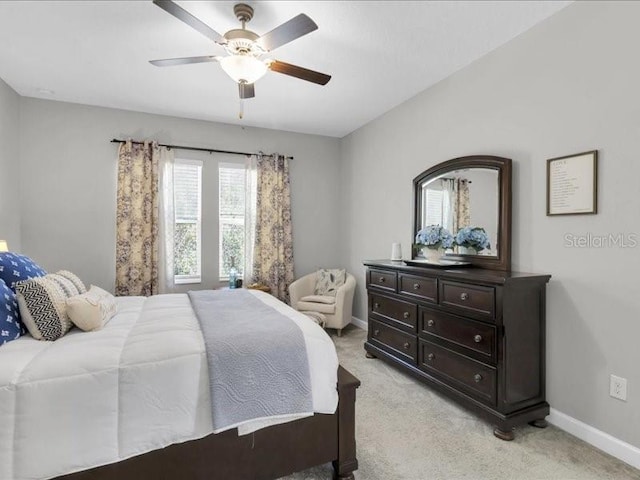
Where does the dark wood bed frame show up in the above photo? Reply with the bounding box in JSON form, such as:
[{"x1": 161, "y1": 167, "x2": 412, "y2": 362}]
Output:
[{"x1": 57, "y1": 366, "x2": 360, "y2": 480}]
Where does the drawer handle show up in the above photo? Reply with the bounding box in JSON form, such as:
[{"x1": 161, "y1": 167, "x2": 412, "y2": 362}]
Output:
[
  {"x1": 379, "y1": 276, "x2": 385, "y2": 283},
  {"x1": 373, "y1": 329, "x2": 380, "y2": 337},
  {"x1": 403, "y1": 311, "x2": 410, "y2": 319},
  {"x1": 427, "y1": 319, "x2": 435, "y2": 327},
  {"x1": 427, "y1": 353, "x2": 435, "y2": 361},
  {"x1": 413, "y1": 283, "x2": 420, "y2": 290},
  {"x1": 474, "y1": 334, "x2": 482, "y2": 343},
  {"x1": 373, "y1": 302, "x2": 380, "y2": 309},
  {"x1": 474, "y1": 374, "x2": 482, "y2": 383},
  {"x1": 403, "y1": 342, "x2": 410, "y2": 350},
  {"x1": 460, "y1": 292, "x2": 469, "y2": 301}
]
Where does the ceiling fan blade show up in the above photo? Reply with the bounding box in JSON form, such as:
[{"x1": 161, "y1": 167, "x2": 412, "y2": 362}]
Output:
[
  {"x1": 256, "y1": 14, "x2": 317, "y2": 52},
  {"x1": 239, "y1": 82, "x2": 255, "y2": 99},
  {"x1": 149, "y1": 55, "x2": 221, "y2": 67},
  {"x1": 268, "y1": 60, "x2": 331, "y2": 85},
  {"x1": 153, "y1": 0, "x2": 225, "y2": 44}
]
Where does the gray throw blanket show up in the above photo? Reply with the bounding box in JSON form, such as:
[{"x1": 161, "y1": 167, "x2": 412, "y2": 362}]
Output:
[{"x1": 188, "y1": 289, "x2": 313, "y2": 433}]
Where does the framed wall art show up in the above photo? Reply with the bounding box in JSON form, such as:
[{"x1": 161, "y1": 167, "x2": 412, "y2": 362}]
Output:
[{"x1": 547, "y1": 150, "x2": 598, "y2": 216}]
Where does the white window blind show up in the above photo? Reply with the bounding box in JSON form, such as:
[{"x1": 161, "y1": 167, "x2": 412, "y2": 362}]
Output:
[
  {"x1": 219, "y1": 163, "x2": 246, "y2": 279},
  {"x1": 174, "y1": 159, "x2": 202, "y2": 284},
  {"x1": 423, "y1": 185, "x2": 444, "y2": 227}
]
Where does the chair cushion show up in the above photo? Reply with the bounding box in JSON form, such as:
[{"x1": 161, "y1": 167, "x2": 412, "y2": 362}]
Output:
[
  {"x1": 0, "y1": 279, "x2": 22, "y2": 346},
  {"x1": 314, "y1": 268, "x2": 346, "y2": 297},
  {"x1": 296, "y1": 300, "x2": 336, "y2": 314},
  {"x1": 300, "y1": 295, "x2": 336, "y2": 305}
]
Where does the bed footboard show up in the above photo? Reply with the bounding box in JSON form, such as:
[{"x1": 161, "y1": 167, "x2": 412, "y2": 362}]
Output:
[
  {"x1": 57, "y1": 366, "x2": 360, "y2": 480},
  {"x1": 333, "y1": 366, "x2": 361, "y2": 480}
]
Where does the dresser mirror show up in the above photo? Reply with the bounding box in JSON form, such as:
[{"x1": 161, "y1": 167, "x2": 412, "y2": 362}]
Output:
[{"x1": 413, "y1": 155, "x2": 512, "y2": 271}]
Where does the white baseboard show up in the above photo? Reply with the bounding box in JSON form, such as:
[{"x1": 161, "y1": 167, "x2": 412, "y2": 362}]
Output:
[
  {"x1": 350, "y1": 316, "x2": 367, "y2": 330},
  {"x1": 548, "y1": 408, "x2": 640, "y2": 470}
]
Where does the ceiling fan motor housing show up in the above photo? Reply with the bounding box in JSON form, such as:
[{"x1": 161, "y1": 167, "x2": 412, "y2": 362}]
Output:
[{"x1": 224, "y1": 29, "x2": 263, "y2": 56}]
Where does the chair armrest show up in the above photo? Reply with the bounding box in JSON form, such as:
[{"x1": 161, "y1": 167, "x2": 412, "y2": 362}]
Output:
[
  {"x1": 333, "y1": 274, "x2": 356, "y2": 327},
  {"x1": 288, "y1": 273, "x2": 316, "y2": 308}
]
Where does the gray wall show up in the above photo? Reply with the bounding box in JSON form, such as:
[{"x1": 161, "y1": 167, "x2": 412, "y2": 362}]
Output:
[
  {"x1": 340, "y1": 1, "x2": 640, "y2": 448},
  {"x1": 0, "y1": 78, "x2": 21, "y2": 250},
  {"x1": 18, "y1": 98, "x2": 341, "y2": 292}
]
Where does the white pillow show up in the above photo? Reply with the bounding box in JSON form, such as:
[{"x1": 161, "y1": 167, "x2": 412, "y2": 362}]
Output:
[{"x1": 66, "y1": 285, "x2": 117, "y2": 332}]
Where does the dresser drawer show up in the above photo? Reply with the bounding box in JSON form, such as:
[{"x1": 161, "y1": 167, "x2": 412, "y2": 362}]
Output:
[
  {"x1": 369, "y1": 319, "x2": 417, "y2": 364},
  {"x1": 368, "y1": 269, "x2": 397, "y2": 292},
  {"x1": 419, "y1": 307, "x2": 496, "y2": 360},
  {"x1": 369, "y1": 294, "x2": 417, "y2": 332},
  {"x1": 440, "y1": 281, "x2": 495, "y2": 319},
  {"x1": 419, "y1": 340, "x2": 496, "y2": 404},
  {"x1": 399, "y1": 274, "x2": 437, "y2": 303}
]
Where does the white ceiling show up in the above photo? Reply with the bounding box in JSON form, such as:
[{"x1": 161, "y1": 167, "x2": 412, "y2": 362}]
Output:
[{"x1": 0, "y1": 1, "x2": 570, "y2": 138}]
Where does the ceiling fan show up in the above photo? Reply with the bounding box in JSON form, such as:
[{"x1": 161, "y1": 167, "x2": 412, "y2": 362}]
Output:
[{"x1": 150, "y1": 0, "x2": 331, "y2": 101}]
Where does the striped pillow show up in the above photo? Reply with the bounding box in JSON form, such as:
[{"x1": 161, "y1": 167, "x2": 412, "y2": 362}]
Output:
[
  {"x1": 15, "y1": 276, "x2": 74, "y2": 341},
  {"x1": 48, "y1": 273, "x2": 80, "y2": 297},
  {"x1": 56, "y1": 270, "x2": 87, "y2": 294}
]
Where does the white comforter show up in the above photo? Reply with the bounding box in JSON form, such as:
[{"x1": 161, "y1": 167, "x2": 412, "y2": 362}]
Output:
[{"x1": 0, "y1": 291, "x2": 339, "y2": 480}]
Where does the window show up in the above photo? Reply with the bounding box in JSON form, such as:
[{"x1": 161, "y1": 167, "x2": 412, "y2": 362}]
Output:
[
  {"x1": 174, "y1": 159, "x2": 202, "y2": 284},
  {"x1": 219, "y1": 163, "x2": 246, "y2": 279},
  {"x1": 423, "y1": 183, "x2": 444, "y2": 227}
]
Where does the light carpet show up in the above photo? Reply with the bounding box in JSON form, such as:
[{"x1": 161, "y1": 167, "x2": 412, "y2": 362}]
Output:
[{"x1": 283, "y1": 325, "x2": 640, "y2": 480}]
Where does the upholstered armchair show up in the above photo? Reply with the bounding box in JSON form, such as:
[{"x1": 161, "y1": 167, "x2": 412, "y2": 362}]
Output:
[{"x1": 289, "y1": 272, "x2": 356, "y2": 336}]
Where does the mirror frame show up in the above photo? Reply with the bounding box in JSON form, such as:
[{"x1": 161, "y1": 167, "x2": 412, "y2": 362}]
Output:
[{"x1": 413, "y1": 155, "x2": 512, "y2": 271}]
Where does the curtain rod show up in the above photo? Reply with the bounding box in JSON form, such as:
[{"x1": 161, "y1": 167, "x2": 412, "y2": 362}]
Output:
[{"x1": 110, "y1": 139, "x2": 293, "y2": 160}]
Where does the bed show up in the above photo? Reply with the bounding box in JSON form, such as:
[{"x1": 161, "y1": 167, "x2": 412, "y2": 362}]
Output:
[{"x1": 0, "y1": 289, "x2": 360, "y2": 480}]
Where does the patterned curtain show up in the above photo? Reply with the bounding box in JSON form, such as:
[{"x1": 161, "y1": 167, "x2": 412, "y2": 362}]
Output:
[
  {"x1": 115, "y1": 141, "x2": 165, "y2": 296},
  {"x1": 442, "y1": 178, "x2": 470, "y2": 234},
  {"x1": 252, "y1": 154, "x2": 294, "y2": 302},
  {"x1": 455, "y1": 179, "x2": 471, "y2": 230}
]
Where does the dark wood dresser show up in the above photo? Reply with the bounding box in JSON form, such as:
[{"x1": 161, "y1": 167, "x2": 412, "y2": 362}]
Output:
[{"x1": 364, "y1": 260, "x2": 551, "y2": 440}]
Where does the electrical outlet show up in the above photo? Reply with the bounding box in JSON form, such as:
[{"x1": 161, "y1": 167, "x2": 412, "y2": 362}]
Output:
[{"x1": 610, "y1": 375, "x2": 627, "y2": 401}]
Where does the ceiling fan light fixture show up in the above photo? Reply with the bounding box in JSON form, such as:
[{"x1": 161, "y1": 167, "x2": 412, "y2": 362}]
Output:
[{"x1": 219, "y1": 55, "x2": 267, "y2": 84}]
